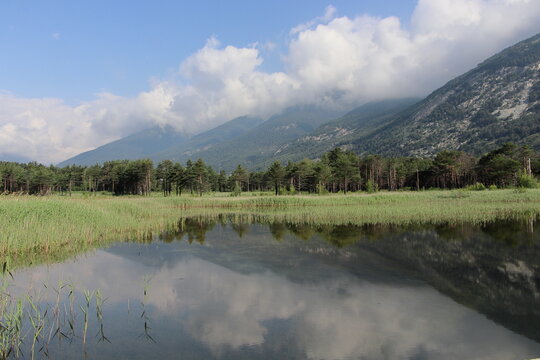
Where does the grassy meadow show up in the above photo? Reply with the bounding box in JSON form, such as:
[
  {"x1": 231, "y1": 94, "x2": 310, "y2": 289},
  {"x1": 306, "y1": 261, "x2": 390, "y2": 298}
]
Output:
[{"x1": 1, "y1": 189, "x2": 539, "y2": 268}]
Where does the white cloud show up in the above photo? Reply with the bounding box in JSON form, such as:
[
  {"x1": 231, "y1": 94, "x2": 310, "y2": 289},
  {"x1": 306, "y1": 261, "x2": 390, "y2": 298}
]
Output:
[
  {"x1": 1, "y1": 0, "x2": 540, "y2": 164},
  {"x1": 290, "y1": 5, "x2": 338, "y2": 35},
  {"x1": 0, "y1": 91, "x2": 174, "y2": 163}
]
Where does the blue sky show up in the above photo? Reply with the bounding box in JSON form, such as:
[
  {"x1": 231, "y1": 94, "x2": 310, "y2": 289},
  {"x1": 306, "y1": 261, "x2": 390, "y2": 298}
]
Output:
[
  {"x1": 1, "y1": 0, "x2": 416, "y2": 102},
  {"x1": 1, "y1": 0, "x2": 539, "y2": 163}
]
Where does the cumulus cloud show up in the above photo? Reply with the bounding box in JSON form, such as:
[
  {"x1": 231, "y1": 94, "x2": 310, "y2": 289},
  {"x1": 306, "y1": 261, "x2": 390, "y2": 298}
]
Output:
[
  {"x1": 290, "y1": 5, "x2": 337, "y2": 35},
  {"x1": 1, "y1": 0, "x2": 540, "y2": 164},
  {"x1": 0, "y1": 91, "x2": 170, "y2": 163}
]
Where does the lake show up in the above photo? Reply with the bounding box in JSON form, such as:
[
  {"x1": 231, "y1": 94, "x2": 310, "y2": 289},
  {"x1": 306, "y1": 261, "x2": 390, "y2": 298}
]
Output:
[{"x1": 4, "y1": 215, "x2": 540, "y2": 359}]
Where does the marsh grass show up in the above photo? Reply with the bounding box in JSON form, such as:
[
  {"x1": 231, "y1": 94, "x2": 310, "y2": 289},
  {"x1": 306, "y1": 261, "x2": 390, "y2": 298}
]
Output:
[
  {"x1": 0, "y1": 269, "x2": 107, "y2": 359},
  {"x1": 1, "y1": 190, "x2": 539, "y2": 269}
]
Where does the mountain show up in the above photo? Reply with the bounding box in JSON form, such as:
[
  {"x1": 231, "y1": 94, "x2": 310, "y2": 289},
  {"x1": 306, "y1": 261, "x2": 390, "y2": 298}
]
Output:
[
  {"x1": 58, "y1": 125, "x2": 188, "y2": 166},
  {"x1": 264, "y1": 98, "x2": 419, "y2": 166},
  {"x1": 349, "y1": 33, "x2": 540, "y2": 156},
  {"x1": 164, "y1": 106, "x2": 344, "y2": 171},
  {"x1": 59, "y1": 106, "x2": 340, "y2": 170},
  {"x1": 61, "y1": 33, "x2": 540, "y2": 168},
  {"x1": 0, "y1": 153, "x2": 33, "y2": 163},
  {"x1": 150, "y1": 115, "x2": 264, "y2": 163},
  {"x1": 59, "y1": 116, "x2": 263, "y2": 167}
]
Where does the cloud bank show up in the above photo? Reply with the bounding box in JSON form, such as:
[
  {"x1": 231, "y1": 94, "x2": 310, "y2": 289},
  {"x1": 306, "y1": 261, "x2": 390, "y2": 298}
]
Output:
[{"x1": 1, "y1": 0, "x2": 540, "y2": 164}]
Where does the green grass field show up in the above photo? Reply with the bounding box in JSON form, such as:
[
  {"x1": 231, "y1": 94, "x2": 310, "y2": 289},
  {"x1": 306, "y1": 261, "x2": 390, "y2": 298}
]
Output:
[{"x1": 1, "y1": 189, "x2": 539, "y2": 268}]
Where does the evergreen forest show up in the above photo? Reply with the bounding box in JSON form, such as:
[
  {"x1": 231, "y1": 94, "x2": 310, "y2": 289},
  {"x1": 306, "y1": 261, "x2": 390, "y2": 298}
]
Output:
[{"x1": 1, "y1": 143, "x2": 538, "y2": 197}]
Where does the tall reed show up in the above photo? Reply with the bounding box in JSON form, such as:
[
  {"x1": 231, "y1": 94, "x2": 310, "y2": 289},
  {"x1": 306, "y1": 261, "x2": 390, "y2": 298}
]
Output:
[{"x1": 1, "y1": 190, "x2": 539, "y2": 269}]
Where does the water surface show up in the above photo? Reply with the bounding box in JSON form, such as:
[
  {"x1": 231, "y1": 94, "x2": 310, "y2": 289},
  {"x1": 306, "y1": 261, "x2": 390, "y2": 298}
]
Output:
[{"x1": 8, "y1": 216, "x2": 540, "y2": 359}]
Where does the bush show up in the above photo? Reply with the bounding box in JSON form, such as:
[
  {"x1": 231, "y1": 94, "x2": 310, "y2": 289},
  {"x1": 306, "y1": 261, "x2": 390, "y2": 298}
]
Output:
[
  {"x1": 488, "y1": 184, "x2": 498, "y2": 190},
  {"x1": 230, "y1": 183, "x2": 242, "y2": 197},
  {"x1": 465, "y1": 182, "x2": 486, "y2": 191},
  {"x1": 517, "y1": 171, "x2": 538, "y2": 189},
  {"x1": 316, "y1": 184, "x2": 329, "y2": 195},
  {"x1": 278, "y1": 186, "x2": 288, "y2": 196},
  {"x1": 365, "y1": 180, "x2": 378, "y2": 194}
]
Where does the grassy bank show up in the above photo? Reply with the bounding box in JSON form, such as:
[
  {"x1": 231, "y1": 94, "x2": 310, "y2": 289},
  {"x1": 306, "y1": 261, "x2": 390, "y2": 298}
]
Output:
[{"x1": 1, "y1": 189, "x2": 539, "y2": 267}]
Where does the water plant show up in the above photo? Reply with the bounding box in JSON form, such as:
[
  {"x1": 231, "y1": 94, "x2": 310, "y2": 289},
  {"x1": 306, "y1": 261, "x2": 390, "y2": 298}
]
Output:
[
  {"x1": 0, "y1": 265, "x2": 110, "y2": 359},
  {"x1": 1, "y1": 190, "x2": 539, "y2": 271}
]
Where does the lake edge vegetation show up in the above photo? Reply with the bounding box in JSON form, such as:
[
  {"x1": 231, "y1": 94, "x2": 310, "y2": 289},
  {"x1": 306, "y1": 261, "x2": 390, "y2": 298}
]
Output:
[
  {"x1": 1, "y1": 189, "x2": 540, "y2": 269},
  {"x1": 1, "y1": 142, "x2": 540, "y2": 270}
]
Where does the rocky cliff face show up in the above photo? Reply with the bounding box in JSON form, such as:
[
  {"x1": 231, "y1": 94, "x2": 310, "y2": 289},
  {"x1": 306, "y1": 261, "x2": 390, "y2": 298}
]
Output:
[{"x1": 354, "y1": 33, "x2": 540, "y2": 156}]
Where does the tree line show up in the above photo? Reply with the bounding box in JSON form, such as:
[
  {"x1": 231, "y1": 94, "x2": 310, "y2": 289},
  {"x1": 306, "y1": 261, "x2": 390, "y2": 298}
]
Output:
[{"x1": 0, "y1": 143, "x2": 538, "y2": 196}]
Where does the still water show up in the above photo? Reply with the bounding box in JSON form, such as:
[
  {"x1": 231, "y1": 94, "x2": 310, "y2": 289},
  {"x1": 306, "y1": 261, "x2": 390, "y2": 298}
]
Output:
[{"x1": 8, "y1": 216, "x2": 540, "y2": 359}]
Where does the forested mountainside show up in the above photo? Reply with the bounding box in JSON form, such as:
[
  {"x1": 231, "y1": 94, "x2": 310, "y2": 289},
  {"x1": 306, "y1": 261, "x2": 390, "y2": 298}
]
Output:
[
  {"x1": 351, "y1": 33, "x2": 540, "y2": 157},
  {"x1": 59, "y1": 107, "x2": 339, "y2": 171},
  {"x1": 58, "y1": 125, "x2": 188, "y2": 167},
  {"x1": 262, "y1": 98, "x2": 419, "y2": 168},
  {"x1": 167, "y1": 106, "x2": 343, "y2": 171},
  {"x1": 146, "y1": 115, "x2": 264, "y2": 163},
  {"x1": 59, "y1": 116, "x2": 263, "y2": 167}
]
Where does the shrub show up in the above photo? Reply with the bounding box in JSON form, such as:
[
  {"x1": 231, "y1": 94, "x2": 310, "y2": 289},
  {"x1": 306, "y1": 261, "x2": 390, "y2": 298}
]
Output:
[
  {"x1": 465, "y1": 182, "x2": 486, "y2": 191},
  {"x1": 230, "y1": 183, "x2": 242, "y2": 197},
  {"x1": 365, "y1": 180, "x2": 378, "y2": 194},
  {"x1": 316, "y1": 184, "x2": 329, "y2": 195},
  {"x1": 517, "y1": 171, "x2": 538, "y2": 189}
]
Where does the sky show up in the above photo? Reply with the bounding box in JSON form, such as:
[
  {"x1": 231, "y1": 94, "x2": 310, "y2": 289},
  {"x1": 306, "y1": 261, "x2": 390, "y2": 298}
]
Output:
[{"x1": 1, "y1": 0, "x2": 540, "y2": 164}]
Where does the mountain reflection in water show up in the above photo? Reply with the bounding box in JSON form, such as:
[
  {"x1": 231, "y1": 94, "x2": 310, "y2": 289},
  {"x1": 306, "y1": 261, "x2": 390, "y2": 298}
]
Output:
[{"x1": 10, "y1": 215, "x2": 540, "y2": 360}]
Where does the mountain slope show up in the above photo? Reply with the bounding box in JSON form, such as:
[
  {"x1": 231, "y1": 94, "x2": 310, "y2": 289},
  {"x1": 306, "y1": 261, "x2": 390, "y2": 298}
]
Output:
[
  {"x1": 264, "y1": 98, "x2": 419, "y2": 166},
  {"x1": 58, "y1": 125, "x2": 188, "y2": 166},
  {"x1": 351, "y1": 33, "x2": 540, "y2": 156},
  {"x1": 59, "y1": 116, "x2": 263, "y2": 167},
  {"x1": 0, "y1": 153, "x2": 33, "y2": 163},
  {"x1": 151, "y1": 116, "x2": 263, "y2": 163},
  {"x1": 168, "y1": 106, "x2": 344, "y2": 171}
]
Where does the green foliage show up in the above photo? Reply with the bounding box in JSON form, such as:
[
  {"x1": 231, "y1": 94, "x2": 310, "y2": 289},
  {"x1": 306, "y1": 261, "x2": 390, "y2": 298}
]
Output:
[
  {"x1": 477, "y1": 143, "x2": 524, "y2": 187},
  {"x1": 267, "y1": 161, "x2": 286, "y2": 195},
  {"x1": 278, "y1": 186, "x2": 291, "y2": 196},
  {"x1": 316, "y1": 183, "x2": 329, "y2": 195},
  {"x1": 365, "y1": 179, "x2": 378, "y2": 193},
  {"x1": 517, "y1": 171, "x2": 538, "y2": 189},
  {"x1": 231, "y1": 182, "x2": 242, "y2": 197},
  {"x1": 1, "y1": 143, "x2": 538, "y2": 197},
  {"x1": 465, "y1": 182, "x2": 486, "y2": 191}
]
